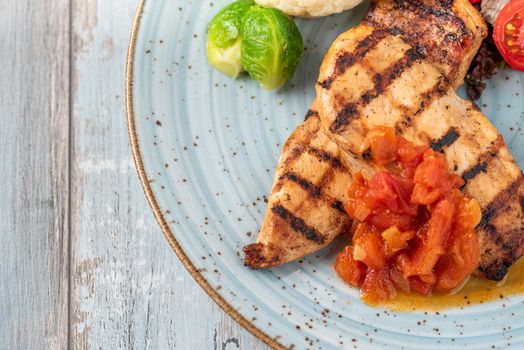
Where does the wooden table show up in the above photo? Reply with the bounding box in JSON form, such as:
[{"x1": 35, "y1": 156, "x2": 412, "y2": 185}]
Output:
[{"x1": 0, "y1": 1, "x2": 270, "y2": 348}]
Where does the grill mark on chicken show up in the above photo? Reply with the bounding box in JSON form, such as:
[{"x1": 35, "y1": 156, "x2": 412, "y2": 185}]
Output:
[
  {"x1": 301, "y1": 152, "x2": 348, "y2": 215},
  {"x1": 287, "y1": 144, "x2": 309, "y2": 166},
  {"x1": 330, "y1": 48, "x2": 421, "y2": 132},
  {"x1": 279, "y1": 171, "x2": 345, "y2": 214},
  {"x1": 273, "y1": 145, "x2": 344, "y2": 196},
  {"x1": 293, "y1": 156, "x2": 345, "y2": 215},
  {"x1": 430, "y1": 128, "x2": 460, "y2": 152},
  {"x1": 393, "y1": 0, "x2": 468, "y2": 37},
  {"x1": 394, "y1": 116, "x2": 413, "y2": 135},
  {"x1": 414, "y1": 78, "x2": 449, "y2": 115},
  {"x1": 364, "y1": 0, "x2": 478, "y2": 86},
  {"x1": 461, "y1": 135, "x2": 505, "y2": 187},
  {"x1": 315, "y1": 164, "x2": 346, "y2": 214},
  {"x1": 394, "y1": 77, "x2": 449, "y2": 135},
  {"x1": 284, "y1": 119, "x2": 321, "y2": 166},
  {"x1": 365, "y1": 48, "x2": 420, "y2": 99},
  {"x1": 320, "y1": 29, "x2": 389, "y2": 89},
  {"x1": 388, "y1": 26, "x2": 403, "y2": 36},
  {"x1": 304, "y1": 109, "x2": 319, "y2": 121},
  {"x1": 332, "y1": 201, "x2": 345, "y2": 212},
  {"x1": 321, "y1": 183, "x2": 345, "y2": 213},
  {"x1": 280, "y1": 172, "x2": 321, "y2": 197},
  {"x1": 272, "y1": 119, "x2": 319, "y2": 195},
  {"x1": 477, "y1": 178, "x2": 523, "y2": 280},
  {"x1": 462, "y1": 163, "x2": 487, "y2": 184},
  {"x1": 307, "y1": 147, "x2": 343, "y2": 169},
  {"x1": 271, "y1": 204, "x2": 326, "y2": 244},
  {"x1": 390, "y1": 0, "x2": 469, "y2": 83},
  {"x1": 478, "y1": 176, "x2": 524, "y2": 228},
  {"x1": 330, "y1": 104, "x2": 359, "y2": 132},
  {"x1": 478, "y1": 226, "x2": 516, "y2": 280}
]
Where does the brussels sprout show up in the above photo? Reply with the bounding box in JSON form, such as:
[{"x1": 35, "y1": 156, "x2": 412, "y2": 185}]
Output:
[
  {"x1": 240, "y1": 6, "x2": 304, "y2": 90},
  {"x1": 207, "y1": 0, "x2": 255, "y2": 78}
]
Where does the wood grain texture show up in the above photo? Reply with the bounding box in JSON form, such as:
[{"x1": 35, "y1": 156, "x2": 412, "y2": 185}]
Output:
[
  {"x1": 0, "y1": 0, "x2": 71, "y2": 349},
  {"x1": 1, "y1": 0, "x2": 270, "y2": 348}
]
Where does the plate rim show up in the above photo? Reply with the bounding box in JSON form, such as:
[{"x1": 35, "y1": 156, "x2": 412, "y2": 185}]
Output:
[{"x1": 124, "y1": 1, "x2": 286, "y2": 349}]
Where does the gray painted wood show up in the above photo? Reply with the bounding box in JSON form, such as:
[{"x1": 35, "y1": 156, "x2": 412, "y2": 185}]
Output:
[
  {"x1": 0, "y1": 0, "x2": 270, "y2": 349},
  {"x1": 0, "y1": 0, "x2": 71, "y2": 349}
]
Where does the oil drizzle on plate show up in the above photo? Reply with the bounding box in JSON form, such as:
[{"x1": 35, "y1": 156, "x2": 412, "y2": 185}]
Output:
[{"x1": 381, "y1": 257, "x2": 524, "y2": 311}]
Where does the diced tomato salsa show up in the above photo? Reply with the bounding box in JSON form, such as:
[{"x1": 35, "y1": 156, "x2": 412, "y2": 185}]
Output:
[{"x1": 333, "y1": 126, "x2": 481, "y2": 304}]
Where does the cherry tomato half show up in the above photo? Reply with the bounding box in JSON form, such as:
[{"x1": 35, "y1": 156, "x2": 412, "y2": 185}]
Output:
[{"x1": 493, "y1": 0, "x2": 524, "y2": 71}]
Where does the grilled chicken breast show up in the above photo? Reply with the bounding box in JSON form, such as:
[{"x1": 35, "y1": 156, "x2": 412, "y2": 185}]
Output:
[
  {"x1": 316, "y1": 25, "x2": 523, "y2": 281},
  {"x1": 244, "y1": 108, "x2": 354, "y2": 268},
  {"x1": 244, "y1": 0, "x2": 522, "y2": 281}
]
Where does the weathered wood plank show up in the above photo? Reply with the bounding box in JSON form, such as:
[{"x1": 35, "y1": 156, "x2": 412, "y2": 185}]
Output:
[
  {"x1": 69, "y1": 1, "x2": 270, "y2": 349},
  {"x1": 0, "y1": 1, "x2": 71, "y2": 349}
]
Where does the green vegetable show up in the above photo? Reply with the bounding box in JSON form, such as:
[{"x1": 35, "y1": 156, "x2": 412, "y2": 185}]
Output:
[
  {"x1": 207, "y1": 0, "x2": 255, "y2": 78},
  {"x1": 240, "y1": 6, "x2": 304, "y2": 90},
  {"x1": 206, "y1": 1, "x2": 304, "y2": 90}
]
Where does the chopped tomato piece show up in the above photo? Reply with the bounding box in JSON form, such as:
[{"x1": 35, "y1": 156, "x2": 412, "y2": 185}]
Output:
[
  {"x1": 367, "y1": 126, "x2": 399, "y2": 165},
  {"x1": 395, "y1": 252, "x2": 413, "y2": 278},
  {"x1": 361, "y1": 267, "x2": 397, "y2": 304},
  {"x1": 409, "y1": 199, "x2": 455, "y2": 276},
  {"x1": 418, "y1": 272, "x2": 437, "y2": 285},
  {"x1": 411, "y1": 151, "x2": 453, "y2": 205},
  {"x1": 350, "y1": 171, "x2": 418, "y2": 231},
  {"x1": 389, "y1": 268, "x2": 410, "y2": 293},
  {"x1": 409, "y1": 276, "x2": 432, "y2": 295},
  {"x1": 455, "y1": 198, "x2": 482, "y2": 232},
  {"x1": 382, "y1": 227, "x2": 415, "y2": 256},
  {"x1": 347, "y1": 172, "x2": 366, "y2": 197},
  {"x1": 353, "y1": 224, "x2": 387, "y2": 270},
  {"x1": 436, "y1": 230, "x2": 480, "y2": 291},
  {"x1": 367, "y1": 211, "x2": 415, "y2": 233},
  {"x1": 333, "y1": 246, "x2": 366, "y2": 287},
  {"x1": 352, "y1": 221, "x2": 370, "y2": 242},
  {"x1": 397, "y1": 138, "x2": 427, "y2": 177},
  {"x1": 434, "y1": 198, "x2": 481, "y2": 291},
  {"x1": 344, "y1": 199, "x2": 371, "y2": 222},
  {"x1": 366, "y1": 173, "x2": 415, "y2": 214}
]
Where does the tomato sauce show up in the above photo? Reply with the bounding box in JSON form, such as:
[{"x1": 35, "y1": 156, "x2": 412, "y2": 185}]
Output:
[
  {"x1": 384, "y1": 257, "x2": 524, "y2": 311},
  {"x1": 333, "y1": 126, "x2": 482, "y2": 304}
]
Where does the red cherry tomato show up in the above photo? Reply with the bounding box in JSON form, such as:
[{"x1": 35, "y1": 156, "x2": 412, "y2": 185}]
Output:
[{"x1": 493, "y1": 0, "x2": 524, "y2": 71}]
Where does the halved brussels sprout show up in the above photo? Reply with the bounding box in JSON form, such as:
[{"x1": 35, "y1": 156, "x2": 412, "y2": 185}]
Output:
[
  {"x1": 240, "y1": 6, "x2": 304, "y2": 90},
  {"x1": 207, "y1": 0, "x2": 255, "y2": 78}
]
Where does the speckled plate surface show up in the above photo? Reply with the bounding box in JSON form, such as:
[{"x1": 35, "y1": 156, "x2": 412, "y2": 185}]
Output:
[{"x1": 125, "y1": 1, "x2": 524, "y2": 349}]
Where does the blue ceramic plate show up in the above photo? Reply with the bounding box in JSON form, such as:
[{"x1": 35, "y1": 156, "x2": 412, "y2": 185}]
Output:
[{"x1": 126, "y1": 1, "x2": 524, "y2": 348}]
